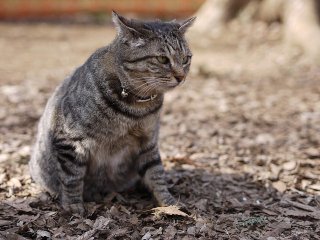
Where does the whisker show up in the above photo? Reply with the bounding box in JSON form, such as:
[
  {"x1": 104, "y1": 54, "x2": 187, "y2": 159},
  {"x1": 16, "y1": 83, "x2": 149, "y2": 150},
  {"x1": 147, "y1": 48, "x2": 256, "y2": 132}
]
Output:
[
  {"x1": 137, "y1": 81, "x2": 159, "y2": 97},
  {"x1": 137, "y1": 81, "x2": 157, "y2": 97},
  {"x1": 132, "y1": 80, "x2": 153, "y2": 96},
  {"x1": 125, "y1": 76, "x2": 172, "y2": 97},
  {"x1": 127, "y1": 81, "x2": 150, "y2": 94}
]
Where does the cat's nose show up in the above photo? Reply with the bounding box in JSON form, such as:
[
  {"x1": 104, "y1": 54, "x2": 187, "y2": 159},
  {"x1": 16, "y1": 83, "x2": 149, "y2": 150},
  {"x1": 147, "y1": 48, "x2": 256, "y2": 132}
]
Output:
[{"x1": 174, "y1": 75, "x2": 185, "y2": 83}]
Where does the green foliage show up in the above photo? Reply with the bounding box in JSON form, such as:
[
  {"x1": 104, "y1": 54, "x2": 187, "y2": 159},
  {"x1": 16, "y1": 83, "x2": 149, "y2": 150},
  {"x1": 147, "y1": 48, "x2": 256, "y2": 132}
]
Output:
[{"x1": 237, "y1": 216, "x2": 268, "y2": 228}]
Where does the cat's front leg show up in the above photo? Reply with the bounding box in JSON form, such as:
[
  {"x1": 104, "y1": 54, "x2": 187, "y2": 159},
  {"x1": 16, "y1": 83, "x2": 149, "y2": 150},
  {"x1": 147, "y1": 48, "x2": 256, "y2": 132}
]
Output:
[
  {"x1": 60, "y1": 175, "x2": 86, "y2": 215},
  {"x1": 138, "y1": 146, "x2": 177, "y2": 206},
  {"x1": 54, "y1": 138, "x2": 87, "y2": 215}
]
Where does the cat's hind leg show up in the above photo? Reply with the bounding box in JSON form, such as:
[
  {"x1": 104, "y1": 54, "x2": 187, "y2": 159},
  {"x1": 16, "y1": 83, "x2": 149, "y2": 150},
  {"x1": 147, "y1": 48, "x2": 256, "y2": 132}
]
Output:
[{"x1": 29, "y1": 139, "x2": 60, "y2": 197}]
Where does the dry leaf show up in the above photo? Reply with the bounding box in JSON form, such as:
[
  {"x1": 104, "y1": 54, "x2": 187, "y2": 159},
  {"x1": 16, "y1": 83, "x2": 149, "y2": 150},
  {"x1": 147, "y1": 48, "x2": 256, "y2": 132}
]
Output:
[
  {"x1": 300, "y1": 179, "x2": 311, "y2": 190},
  {"x1": 283, "y1": 199, "x2": 319, "y2": 212},
  {"x1": 76, "y1": 216, "x2": 111, "y2": 240},
  {"x1": 308, "y1": 184, "x2": 320, "y2": 191},
  {"x1": 282, "y1": 209, "x2": 320, "y2": 220},
  {"x1": 129, "y1": 215, "x2": 139, "y2": 225},
  {"x1": 164, "y1": 225, "x2": 177, "y2": 240},
  {"x1": 187, "y1": 226, "x2": 196, "y2": 235},
  {"x1": 3, "y1": 199, "x2": 33, "y2": 212},
  {"x1": 141, "y1": 232, "x2": 151, "y2": 240},
  {"x1": 152, "y1": 205, "x2": 189, "y2": 218},
  {"x1": 92, "y1": 216, "x2": 111, "y2": 230},
  {"x1": 305, "y1": 148, "x2": 320, "y2": 159},
  {"x1": 269, "y1": 164, "x2": 281, "y2": 180},
  {"x1": 195, "y1": 199, "x2": 208, "y2": 211},
  {"x1": 282, "y1": 161, "x2": 297, "y2": 171},
  {"x1": 119, "y1": 205, "x2": 131, "y2": 215},
  {"x1": 0, "y1": 231, "x2": 28, "y2": 240},
  {"x1": 109, "y1": 206, "x2": 120, "y2": 217},
  {"x1": 17, "y1": 214, "x2": 40, "y2": 223},
  {"x1": 0, "y1": 220, "x2": 12, "y2": 227},
  {"x1": 36, "y1": 230, "x2": 51, "y2": 239},
  {"x1": 272, "y1": 181, "x2": 287, "y2": 193},
  {"x1": 7, "y1": 178, "x2": 22, "y2": 188},
  {"x1": 106, "y1": 228, "x2": 128, "y2": 240}
]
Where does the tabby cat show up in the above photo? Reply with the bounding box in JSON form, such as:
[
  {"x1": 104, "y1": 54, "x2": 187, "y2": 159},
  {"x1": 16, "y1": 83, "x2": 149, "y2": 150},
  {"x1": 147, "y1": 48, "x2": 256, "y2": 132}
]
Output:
[{"x1": 29, "y1": 11, "x2": 195, "y2": 215}]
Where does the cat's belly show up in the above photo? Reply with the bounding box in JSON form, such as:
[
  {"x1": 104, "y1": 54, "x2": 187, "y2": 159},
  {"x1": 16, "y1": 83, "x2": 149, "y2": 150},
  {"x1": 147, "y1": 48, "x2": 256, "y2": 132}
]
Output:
[{"x1": 85, "y1": 139, "x2": 140, "y2": 192}]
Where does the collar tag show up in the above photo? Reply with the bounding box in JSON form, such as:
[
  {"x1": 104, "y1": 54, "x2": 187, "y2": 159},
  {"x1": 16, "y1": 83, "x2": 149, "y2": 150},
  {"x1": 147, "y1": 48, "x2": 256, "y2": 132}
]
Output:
[
  {"x1": 122, "y1": 88, "x2": 157, "y2": 103},
  {"x1": 121, "y1": 89, "x2": 129, "y2": 98}
]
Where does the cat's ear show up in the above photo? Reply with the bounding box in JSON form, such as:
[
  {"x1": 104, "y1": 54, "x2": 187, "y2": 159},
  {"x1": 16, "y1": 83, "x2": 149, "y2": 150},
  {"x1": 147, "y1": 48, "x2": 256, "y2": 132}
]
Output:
[
  {"x1": 112, "y1": 11, "x2": 143, "y2": 37},
  {"x1": 178, "y1": 16, "x2": 196, "y2": 34}
]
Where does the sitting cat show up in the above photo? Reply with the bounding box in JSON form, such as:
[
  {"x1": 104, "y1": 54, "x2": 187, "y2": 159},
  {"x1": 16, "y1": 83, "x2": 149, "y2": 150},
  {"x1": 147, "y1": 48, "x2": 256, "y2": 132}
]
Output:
[{"x1": 29, "y1": 11, "x2": 195, "y2": 215}]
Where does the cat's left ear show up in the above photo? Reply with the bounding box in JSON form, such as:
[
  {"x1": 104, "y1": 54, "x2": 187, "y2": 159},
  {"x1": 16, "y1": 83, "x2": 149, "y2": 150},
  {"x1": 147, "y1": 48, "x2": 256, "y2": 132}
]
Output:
[
  {"x1": 179, "y1": 16, "x2": 196, "y2": 34},
  {"x1": 112, "y1": 11, "x2": 141, "y2": 37},
  {"x1": 112, "y1": 10, "x2": 150, "y2": 39}
]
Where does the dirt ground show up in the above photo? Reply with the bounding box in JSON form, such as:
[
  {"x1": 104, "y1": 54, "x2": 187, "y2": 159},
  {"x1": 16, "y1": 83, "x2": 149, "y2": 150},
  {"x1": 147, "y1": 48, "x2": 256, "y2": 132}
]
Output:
[{"x1": 0, "y1": 21, "x2": 320, "y2": 240}]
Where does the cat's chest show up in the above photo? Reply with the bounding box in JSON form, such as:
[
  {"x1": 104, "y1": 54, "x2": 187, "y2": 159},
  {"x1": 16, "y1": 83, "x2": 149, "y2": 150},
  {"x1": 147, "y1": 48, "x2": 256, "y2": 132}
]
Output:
[{"x1": 91, "y1": 116, "x2": 157, "y2": 167}]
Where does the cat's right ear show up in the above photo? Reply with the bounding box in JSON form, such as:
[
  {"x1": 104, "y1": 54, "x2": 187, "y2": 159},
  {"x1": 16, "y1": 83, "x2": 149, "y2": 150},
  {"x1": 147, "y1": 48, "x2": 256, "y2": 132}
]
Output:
[
  {"x1": 179, "y1": 16, "x2": 196, "y2": 34},
  {"x1": 112, "y1": 11, "x2": 141, "y2": 37}
]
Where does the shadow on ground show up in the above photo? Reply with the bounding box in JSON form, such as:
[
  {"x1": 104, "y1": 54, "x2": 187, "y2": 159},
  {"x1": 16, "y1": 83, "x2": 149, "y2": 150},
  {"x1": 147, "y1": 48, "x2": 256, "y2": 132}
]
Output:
[{"x1": 0, "y1": 166, "x2": 319, "y2": 239}]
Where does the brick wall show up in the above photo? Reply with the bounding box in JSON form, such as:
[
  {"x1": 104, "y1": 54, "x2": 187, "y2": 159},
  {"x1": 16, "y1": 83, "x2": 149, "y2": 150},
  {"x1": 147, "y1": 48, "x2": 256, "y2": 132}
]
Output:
[{"x1": 0, "y1": 0, "x2": 204, "y2": 19}]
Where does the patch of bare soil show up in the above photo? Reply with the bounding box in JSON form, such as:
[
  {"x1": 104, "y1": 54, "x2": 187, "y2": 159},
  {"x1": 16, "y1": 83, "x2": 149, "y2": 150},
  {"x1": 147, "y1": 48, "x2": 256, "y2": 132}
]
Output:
[{"x1": 0, "y1": 22, "x2": 320, "y2": 239}]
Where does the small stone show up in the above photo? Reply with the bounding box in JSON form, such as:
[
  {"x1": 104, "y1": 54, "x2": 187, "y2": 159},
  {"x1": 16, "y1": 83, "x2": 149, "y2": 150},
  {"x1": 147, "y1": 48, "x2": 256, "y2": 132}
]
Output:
[
  {"x1": 182, "y1": 236, "x2": 194, "y2": 240},
  {"x1": 36, "y1": 230, "x2": 51, "y2": 239},
  {"x1": 200, "y1": 224, "x2": 208, "y2": 233},
  {"x1": 282, "y1": 161, "x2": 296, "y2": 171},
  {"x1": 7, "y1": 178, "x2": 22, "y2": 188},
  {"x1": 110, "y1": 205, "x2": 120, "y2": 216},
  {"x1": 0, "y1": 153, "x2": 10, "y2": 163},
  {"x1": 256, "y1": 133, "x2": 274, "y2": 145},
  {"x1": 0, "y1": 173, "x2": 7, "y2": 184},
  {"x1": 164, "y1": 225, "x2": 177, "y2": 239},
  {"x1": 187, "y1": 226, "x2": 196, "y2": 235},
  {"x1": 18, "y1": 145, "x2": 31, "y2": 157},
  {"x1": 181, "y1": 164, "x2": 195, "y2": 170},
  {"x1": 195, "y1": 199, "x2": 208, "y2": 211},
  {"x1": 272, "y1": 181, "x2": 287, "y2": 193},
  {"x1": 141, "y1": 232, "x2": 151, "y2": 240},
  {"x1": 308, "y1": 184, "x2": 320, "y2": 191},
  {"x1": 305, "y1": 148, "x2": 320, "y2": 158}
]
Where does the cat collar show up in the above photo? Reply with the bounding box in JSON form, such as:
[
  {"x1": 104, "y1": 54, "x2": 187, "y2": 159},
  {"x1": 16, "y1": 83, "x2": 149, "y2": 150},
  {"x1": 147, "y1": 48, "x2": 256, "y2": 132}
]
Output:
[{"x1": 121, "y1": 89, "x2": 157, "y2": 103}]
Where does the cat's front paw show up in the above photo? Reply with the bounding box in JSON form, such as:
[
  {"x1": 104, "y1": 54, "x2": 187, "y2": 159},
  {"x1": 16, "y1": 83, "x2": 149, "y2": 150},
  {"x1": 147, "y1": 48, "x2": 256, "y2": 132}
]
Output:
[
  {"x1": 62, "y1": 202, "x2": 85, "y2": 216},
  {"x1": 175, "y1": 201, "x2": 189, "y2": 213},
  {"x1": 158, "y1": 196, "x2": 188, "y2": 212},
  {"x1": 157, "y1": 194, "x2": 177, "y2": 207}
]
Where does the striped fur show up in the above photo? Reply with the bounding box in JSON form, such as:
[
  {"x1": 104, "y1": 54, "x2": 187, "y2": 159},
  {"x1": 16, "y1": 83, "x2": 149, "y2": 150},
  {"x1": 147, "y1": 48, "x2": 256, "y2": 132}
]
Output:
[{"x1": 29, "y1": 12, "x2": 195, "y2": 214}]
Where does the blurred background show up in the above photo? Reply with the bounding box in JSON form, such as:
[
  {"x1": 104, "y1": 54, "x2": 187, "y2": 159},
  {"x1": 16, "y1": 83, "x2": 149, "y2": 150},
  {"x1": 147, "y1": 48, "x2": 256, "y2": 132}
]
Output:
[
  {"x1": 0, "y1": 0, "x2": 320, "y2": 239},
  {"x1": 0, "y1": 0, "x2": 203, "y2": 19}
]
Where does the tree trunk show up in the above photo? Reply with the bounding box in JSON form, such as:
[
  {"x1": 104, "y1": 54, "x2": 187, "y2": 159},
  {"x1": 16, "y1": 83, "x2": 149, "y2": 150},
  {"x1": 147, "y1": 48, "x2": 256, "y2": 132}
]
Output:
[
  {"x1": 284, "y1": 0, "x2": 320, "y2": 61},
  {"x1": 257, "y1": 0, "x2": 284, "y2": 22},
  {"x1": 191, "y1": 0, "x2": 251, "y2": 36},
  {"x1": 191, "y1": 0, "x2": 320, "y2": 61}
]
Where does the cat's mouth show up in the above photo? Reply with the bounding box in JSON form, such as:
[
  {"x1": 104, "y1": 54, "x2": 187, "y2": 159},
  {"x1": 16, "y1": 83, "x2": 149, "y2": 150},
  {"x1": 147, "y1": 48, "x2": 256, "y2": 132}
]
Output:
[
  {"x1": 156, "y1": 82, "x2": 178, "y2": 92},
  {"x1": 160, "y1": 78, "x2": 185, "y2": 91},
  {"x1": 129, "y1": 77, "x2": 182, "y2": 97},
  {"x1": 166, "y1": 77, "x2": 185, "y2": 88},
  {"x1": 167, "y1": 83, "x2": 179, "y2": 89}
]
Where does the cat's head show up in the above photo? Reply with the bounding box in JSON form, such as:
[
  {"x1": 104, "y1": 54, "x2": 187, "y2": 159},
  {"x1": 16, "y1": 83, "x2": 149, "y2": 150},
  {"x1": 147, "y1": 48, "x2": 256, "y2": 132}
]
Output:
[{"x1": 112, "y1": 11, "x2": 195, "y2": 98}]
